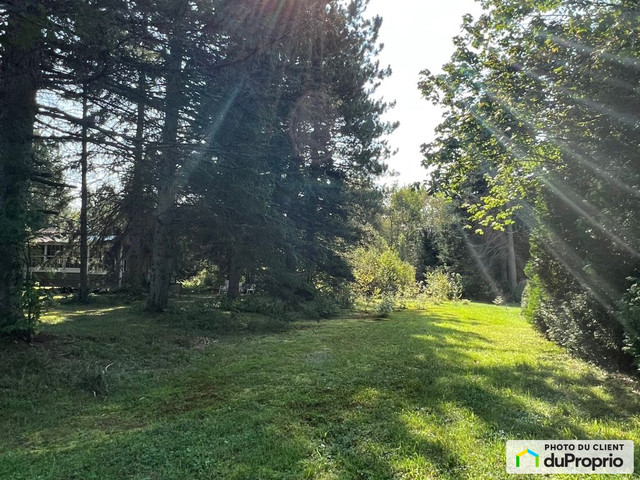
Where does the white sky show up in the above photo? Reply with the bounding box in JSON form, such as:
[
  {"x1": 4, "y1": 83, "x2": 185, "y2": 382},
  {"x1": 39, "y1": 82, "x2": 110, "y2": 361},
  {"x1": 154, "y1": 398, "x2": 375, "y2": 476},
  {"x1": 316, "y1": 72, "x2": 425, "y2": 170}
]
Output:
[{"x1": 366, "y1": 0, "x2": 484, "y2": 186}]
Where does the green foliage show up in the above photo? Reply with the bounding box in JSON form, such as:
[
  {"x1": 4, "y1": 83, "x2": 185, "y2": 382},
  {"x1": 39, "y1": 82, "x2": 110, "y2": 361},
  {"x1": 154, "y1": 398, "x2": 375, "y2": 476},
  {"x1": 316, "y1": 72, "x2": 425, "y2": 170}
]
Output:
[
  {"x1": 2, "y1": 0, "x2": 392, "y2": 314},
  {"x1": 523, "y1": 255, "x2": 628, "y2": 369},
  {"x1": 423, "y1": 267, "x2": 463, "y2": 303},
  {"x1": 416, "y1": 194, "x2": 513, "y2": 302},
  {"x1": 181, "y1": 267, "x2": 221, "y2": 292},
  {"x1": 378, "y1": 185, "x2": 430, "y2": 270},
  {"x1": 21, "y1": 280, "x2": 43, "y2": 331},
  {"x1": 421, "y1": 0, "x2": 639, "y2": 368},
  {"x1": 1, "y1": 281, "x2": 51, "y2": 340},
  {"x1": 522, "y1": 275, "x2": 546, "y2": 333},
  {"x1": 298, "y1": 295, "x2": 344, "y2": 320},
  {"x1": 618, "y1": 277, "x2": 640, "y2": 368},
  {"x1": 350, "y1": 245, "x2": 416, "y2": 299},
  {"x1": 178, "y1": 0, "x2": 394, "y2": 308},
  {"x1": 375, "y1": 294, "x2": 394, "y2": 318}
]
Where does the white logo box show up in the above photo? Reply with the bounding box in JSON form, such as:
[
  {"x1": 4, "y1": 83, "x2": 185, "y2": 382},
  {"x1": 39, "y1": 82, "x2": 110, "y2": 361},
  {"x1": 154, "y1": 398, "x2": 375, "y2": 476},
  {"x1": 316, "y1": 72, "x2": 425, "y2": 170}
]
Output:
[{"x1": 506, "y1": 440, "x2": 634, "y2": 474}]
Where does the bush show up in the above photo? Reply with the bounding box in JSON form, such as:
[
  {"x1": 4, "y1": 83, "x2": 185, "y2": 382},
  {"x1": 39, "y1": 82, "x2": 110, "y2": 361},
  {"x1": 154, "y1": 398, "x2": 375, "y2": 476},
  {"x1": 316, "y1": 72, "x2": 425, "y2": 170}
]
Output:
[
  {"x1": 21, "y1": 280, "x2": 44, "y2": 333},
  {"x1": 182, "y1": 266, "x2": 222, "y2": 291},
  {"x1": 2, "y1": 281, "x2": 51, "y2": 340},
  {"x1": 523, "y1": 232, "x2": 634, "y2": 371},
  {"x1": 523, "y1": 272, "x2": 628, "y2": 369},
  {"x1": 350, "y1": 245, "x2": 416, "y2": 298},
  {"x1": 299, "y1": 295, "x2": 342, "y2": 320},
  {"x1": 376, "y1": 295, "x2": 394, "y2": 318},
  {"x1": 522, "y1": 276, "x2": 546, "y2": 332},
  {"x1": 423, "y1": 267, "x2": 463, "y2": 302}
]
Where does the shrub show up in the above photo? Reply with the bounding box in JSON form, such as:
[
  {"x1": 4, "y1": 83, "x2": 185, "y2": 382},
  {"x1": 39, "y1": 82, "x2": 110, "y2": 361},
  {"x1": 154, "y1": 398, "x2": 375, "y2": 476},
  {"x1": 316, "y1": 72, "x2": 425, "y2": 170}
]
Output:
[
  {"x1": 350, "y1": 245, "x2": 416, "y2": 298},
  {"x1": 521, "y1": 276, "x2": 546, "y2": 333},
  {"x1": 182, "y1": 266, "x2": 222, "y2": 291},
  {"x1": 2, "y1": 280, "x2": 50, "y2": 340},
  {"x1": 523, "y1": 272, "x2": 628, "y2": 369},
  {"x1": 299, "y1": 295, "x2": 342, "y2": 320},
  {"x1": 523, "y1": 234, "x2": 633, "y2": 371},
  {"x1": 423, "y1": 267, "x2": 463, "y2": 302},
  {"x1": 376, "y1": 295, "x2": 394, "y2": 318},
  {"x1": 22, "y1": 280, "x2": 44, "y2": 332}
]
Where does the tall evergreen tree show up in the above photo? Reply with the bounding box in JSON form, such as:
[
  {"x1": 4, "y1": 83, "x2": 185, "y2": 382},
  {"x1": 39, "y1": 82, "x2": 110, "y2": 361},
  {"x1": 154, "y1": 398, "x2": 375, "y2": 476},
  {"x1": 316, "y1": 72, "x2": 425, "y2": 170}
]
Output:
[
  {"x1": 0, "y1": 2, "x2": 46, "y2": 329},
  {"x1": 183, "y1": 0, "x2": 393, "y2": 301}
]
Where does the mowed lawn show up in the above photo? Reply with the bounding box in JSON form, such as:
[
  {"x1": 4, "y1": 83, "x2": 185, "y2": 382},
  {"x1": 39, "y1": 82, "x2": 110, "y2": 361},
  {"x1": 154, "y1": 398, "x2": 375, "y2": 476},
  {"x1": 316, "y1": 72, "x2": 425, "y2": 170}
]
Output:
[{"x1": 1, "y1": 299, "x2": 639, "y2": 479}]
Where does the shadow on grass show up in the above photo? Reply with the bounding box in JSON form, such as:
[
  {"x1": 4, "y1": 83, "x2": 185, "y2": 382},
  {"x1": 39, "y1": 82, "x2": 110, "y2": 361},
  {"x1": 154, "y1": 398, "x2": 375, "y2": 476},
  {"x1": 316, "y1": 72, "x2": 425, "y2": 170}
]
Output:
[{"x1": 1, "y1": 305, "x2": 639, "y2": 479}]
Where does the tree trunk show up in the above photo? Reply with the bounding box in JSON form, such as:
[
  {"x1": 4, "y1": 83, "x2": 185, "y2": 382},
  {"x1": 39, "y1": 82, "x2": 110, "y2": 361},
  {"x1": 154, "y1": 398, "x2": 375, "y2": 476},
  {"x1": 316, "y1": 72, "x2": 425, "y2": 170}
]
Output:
[
  {"x1": 227, "y1": 250, "x2": 241, "y2": 299},
  {"x1": 0, "y1": 4, "x2": 42, "y2": 327},
  {"x1": 506, "y1": 224, "x2": 518, "y2": 300},
  {"x1": 125, "y1": 71, "x2": 151, "y2": 291},
  {"x1": 147, "y1": 34, "x2": 184, "y2": 311},
  {"x1": 148, "y1": 215, "x2": 173, "y2": 310},
  {"x1": 79, "y1": 85, "x2": 90, "y2": 302}
]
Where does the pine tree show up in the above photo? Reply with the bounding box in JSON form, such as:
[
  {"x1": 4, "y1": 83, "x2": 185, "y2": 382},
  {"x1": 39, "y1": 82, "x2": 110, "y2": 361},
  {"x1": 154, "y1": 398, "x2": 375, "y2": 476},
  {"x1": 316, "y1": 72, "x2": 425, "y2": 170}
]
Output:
[{"x1": 0, "y1": 2, "x2": 45, "y2": 330}]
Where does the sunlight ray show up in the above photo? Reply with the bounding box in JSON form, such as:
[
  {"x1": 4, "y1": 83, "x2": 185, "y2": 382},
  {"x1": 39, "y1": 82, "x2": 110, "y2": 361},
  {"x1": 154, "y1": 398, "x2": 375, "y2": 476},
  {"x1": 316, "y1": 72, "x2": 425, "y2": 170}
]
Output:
[
  {"x1": 468, "y1": 107, "x2": 639, "y2": 259},
  {"x1": 541, "y1": 175, "x2": 640, "y2": 259},
  {"x1": 552, "y1": 139, "x2": 640, "y2": 199},
  {"x1": 459, "y1": 70, "x2": 640, "y2": 197},
  {"x1": 540, "y1": 230, "x2": 615, "y2": 311},
  {"x1": 514, "y1": 204, "x2": 618, "y2": 311},
  {"x1": 173, "y1": 81, "x2": 245, "y2": 193},
  {"x1": 540, "y1": 33, "x2": 640, "y2": 72},
  {"x1": 553, "y1": 84, "x2": 639, "y2": 128},
  {"x1": 492, "y1": 43, "x2": 638, "y2": 94},
  {"x1": 459, "y1": 226, "x2": 503, "y2": 298},
  {"x1": 441, "y1": 80, "x2": 640, "y2": 269},
  {"x1": 511, "y1": 64, "x2": 639, "y2": 128},
  {"x1": 255, "y1": 0, "x2": 295, "y2": 44}
]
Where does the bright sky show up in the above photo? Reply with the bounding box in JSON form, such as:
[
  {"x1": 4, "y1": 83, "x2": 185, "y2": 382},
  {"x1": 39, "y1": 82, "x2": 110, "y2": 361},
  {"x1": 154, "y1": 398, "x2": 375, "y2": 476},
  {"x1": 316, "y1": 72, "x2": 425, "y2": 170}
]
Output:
[{"x1": 366, "y1": 0, "x2": 484, "y2": 186}]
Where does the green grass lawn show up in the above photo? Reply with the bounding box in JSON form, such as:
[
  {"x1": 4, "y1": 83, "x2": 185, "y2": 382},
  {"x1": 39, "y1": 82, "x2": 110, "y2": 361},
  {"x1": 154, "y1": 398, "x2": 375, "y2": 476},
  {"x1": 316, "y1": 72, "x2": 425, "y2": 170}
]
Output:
[{"x1": 1, "y1": 298, "x2": 639, "y2": 479}]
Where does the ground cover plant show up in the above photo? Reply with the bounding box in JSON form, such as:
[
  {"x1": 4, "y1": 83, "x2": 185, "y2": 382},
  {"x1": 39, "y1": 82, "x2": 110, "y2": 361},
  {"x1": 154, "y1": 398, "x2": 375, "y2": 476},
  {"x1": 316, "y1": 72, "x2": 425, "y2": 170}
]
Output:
[{"x1": 1, "y1": 297, "x2": 639, "y2": 479}]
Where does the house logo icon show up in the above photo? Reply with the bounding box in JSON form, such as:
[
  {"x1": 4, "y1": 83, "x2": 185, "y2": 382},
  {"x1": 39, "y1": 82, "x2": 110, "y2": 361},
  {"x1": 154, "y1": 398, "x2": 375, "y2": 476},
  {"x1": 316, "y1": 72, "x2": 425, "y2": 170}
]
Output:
[{"x1": 516, "y1": 449, "x2": 540, "y2": 467}]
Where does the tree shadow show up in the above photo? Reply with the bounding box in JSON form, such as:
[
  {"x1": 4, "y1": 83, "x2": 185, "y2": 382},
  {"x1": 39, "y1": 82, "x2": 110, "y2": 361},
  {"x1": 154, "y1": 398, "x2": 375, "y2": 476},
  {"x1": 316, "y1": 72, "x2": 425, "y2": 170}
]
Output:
[
  {"x1": 2, "y1": 306, "x2": 640, "y2": 479},
  {"x1": 285, "y1": 310, "x2": 640, "y2": 477}
]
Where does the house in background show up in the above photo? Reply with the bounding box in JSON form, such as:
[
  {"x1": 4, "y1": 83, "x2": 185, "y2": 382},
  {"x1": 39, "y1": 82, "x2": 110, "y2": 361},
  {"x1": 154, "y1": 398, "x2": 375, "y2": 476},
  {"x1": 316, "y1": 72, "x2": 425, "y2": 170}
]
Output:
[{"x1": 27, "y1": 227, "x2": 124, "y2": 288}]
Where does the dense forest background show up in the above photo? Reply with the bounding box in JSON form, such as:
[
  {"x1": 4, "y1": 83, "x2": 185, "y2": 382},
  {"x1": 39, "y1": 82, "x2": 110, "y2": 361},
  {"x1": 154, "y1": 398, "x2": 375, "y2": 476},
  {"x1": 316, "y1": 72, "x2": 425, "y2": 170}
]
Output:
[{"x1": 0, "y1": 0, "x2": 638, "y2": 372}]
